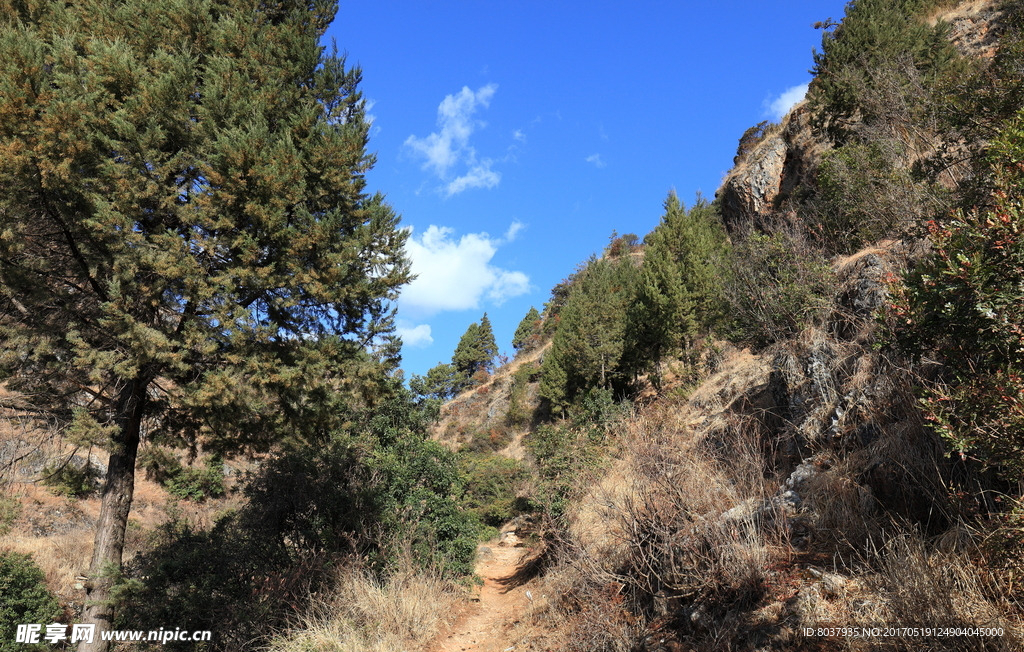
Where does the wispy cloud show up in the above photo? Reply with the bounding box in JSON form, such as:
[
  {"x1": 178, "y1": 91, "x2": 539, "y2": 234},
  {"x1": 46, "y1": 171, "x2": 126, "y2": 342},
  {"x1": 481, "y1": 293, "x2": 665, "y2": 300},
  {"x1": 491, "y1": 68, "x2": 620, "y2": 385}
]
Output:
[
  {"x1": 764, "y1": 82, "x2": 809, "y2": 121},
  {"x1": 585, "y1": 153, "x2": 606, "y2": 168},
  {"x1": 446, "y1": 163, "x2": 500, "y2": 196},
  {"x1": 399, "y1": 223, "x2": 530, "y2": 316},
  {"x1": 512, "y1": 129, "x2": 526, "y2": 143},
  {"x1": 395, "y1": 321, "x2": 433, "y2": 348},
  {"x1": 405, "y1": 84, "x2": 502, "y2": 196},
  {"x1": 364, "y1": 98, "x2": 380, "y2": 136},
  {"x1": 504, "y1": 220, "x2": 525, "y2": 242}
]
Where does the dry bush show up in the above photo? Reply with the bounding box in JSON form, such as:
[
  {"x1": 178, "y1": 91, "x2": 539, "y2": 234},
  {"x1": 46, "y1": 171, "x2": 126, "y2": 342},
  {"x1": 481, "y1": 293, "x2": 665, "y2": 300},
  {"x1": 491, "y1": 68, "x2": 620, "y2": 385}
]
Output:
[
  {"x1": 800, "y1": 464, "x2": 878, "y2": 555},
  {"x1": 529, "y1": 401, "x2": 791, "y2": 651},
  {"x1": 1, "y1": 530, "x2": 92, "y2": 603},
  {"x1": 532, "y1": 555, "x2": 642, "y2": 652},
  {"x1": 724, "y1": 227, "x2": 836, "y2": 349},
  {"x1": 869, "y1": 534, "x2": 1023, "y2": 651},
  {"x1": 796, "y1": 530, "x2": 1023, "y2": 652},
  {"x1": 264, "y1": 560, "x2": 459, "y2": 652}
]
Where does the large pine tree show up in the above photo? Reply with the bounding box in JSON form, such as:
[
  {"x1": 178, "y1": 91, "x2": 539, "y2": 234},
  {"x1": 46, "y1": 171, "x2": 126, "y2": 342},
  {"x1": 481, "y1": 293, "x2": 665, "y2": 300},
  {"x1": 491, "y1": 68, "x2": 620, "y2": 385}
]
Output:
[
  {"x1": 477, "y1": 312, "x2": 498, "y2": 371},
  {"x1": 452, "y1": 321, "x2": 483, "y2": 382},
  {"x1": 0, "y1": 0, "x2": 409, "y2": 648}
]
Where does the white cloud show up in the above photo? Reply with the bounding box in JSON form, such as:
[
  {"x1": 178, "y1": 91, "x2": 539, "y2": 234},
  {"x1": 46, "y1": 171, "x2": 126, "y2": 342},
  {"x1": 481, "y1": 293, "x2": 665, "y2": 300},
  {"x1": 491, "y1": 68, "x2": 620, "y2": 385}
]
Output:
[
  {"x1": 512, "y1": 129, "x2": 526, "y2": 143},
  {"x1": 364, "y1": 98, "x2": 380, "y2": 136},
  {"x1": 765, "y1": 82, "x2": 809, "y2": 121},
  {"x1": 488, "y1": 270, "x2": 530, "y2": 302},
  {"x1": 396, "y1": 321, "x2": 433, "y2": 348},
  {"x1": 445, "y1": 162, "x2": 500, "y2": 196},
  {"x1": 400, "y1": 224, "x2": 530, "y2": 316},
  {"x1": 585, "y1": 153, "x2": 606, "y2": 168},
  {"x1": 504, "y1": 220, "x2": 525, "y2": 242},
  {"x1": 405, "y1": 84, "x2": 502, "y2": 195}
]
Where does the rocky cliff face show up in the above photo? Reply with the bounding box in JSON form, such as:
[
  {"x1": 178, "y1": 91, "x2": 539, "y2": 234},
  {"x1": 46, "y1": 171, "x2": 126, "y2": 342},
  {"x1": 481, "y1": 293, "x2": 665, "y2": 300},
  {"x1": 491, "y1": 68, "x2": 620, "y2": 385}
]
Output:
[
  {"x1": 716, "y1": 102, "x2": 827, "y2": 235},
  {"x1": 716, "y1": 0, "x2": 1007, "y2": 237}
]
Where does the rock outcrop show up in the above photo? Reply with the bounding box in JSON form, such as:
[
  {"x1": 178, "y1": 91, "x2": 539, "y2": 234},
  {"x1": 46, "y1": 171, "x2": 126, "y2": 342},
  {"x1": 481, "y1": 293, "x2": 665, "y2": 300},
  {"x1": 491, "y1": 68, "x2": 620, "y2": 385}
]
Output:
[
  {"x1": 933, "y1": 0, "x2": 1007, "y2": 59},
  {"x1": 717, "y1": 0, "x2": 1008, "y2": 237},
  {"x1": 716, "y1": 102, "x2": 828, "y2": 235}
]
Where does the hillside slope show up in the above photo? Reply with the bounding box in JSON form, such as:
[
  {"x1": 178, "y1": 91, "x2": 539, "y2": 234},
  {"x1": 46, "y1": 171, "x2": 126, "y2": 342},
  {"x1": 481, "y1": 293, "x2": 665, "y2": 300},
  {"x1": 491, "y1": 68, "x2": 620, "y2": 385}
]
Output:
[{"x1": 418, "y1": 2, "x2": 1024, "y2": 650}]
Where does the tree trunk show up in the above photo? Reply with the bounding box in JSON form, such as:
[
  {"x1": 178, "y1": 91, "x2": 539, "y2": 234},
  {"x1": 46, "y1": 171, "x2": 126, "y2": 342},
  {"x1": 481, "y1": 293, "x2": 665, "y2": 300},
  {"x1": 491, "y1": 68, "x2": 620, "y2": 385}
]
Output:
[{"x1": 79, "y1": 377, "x2": 147, "y2": 652}]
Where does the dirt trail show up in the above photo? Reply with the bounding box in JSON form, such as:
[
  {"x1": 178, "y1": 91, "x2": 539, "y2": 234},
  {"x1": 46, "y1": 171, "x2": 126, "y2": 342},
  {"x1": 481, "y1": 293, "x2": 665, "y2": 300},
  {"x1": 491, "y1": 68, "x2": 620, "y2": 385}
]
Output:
[{"x1": 434, "y1": 532, "x2": 532, "y2": 652}]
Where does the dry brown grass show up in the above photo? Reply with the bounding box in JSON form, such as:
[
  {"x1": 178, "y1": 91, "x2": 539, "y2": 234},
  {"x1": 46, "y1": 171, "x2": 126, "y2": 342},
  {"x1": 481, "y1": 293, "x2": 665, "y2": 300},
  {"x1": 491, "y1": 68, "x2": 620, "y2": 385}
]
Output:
[
  {"x1": 794, "y1": 530, "x2": 1024, "y2": 652},
  {"x1": 432, "y1": 342, "x2": 550, "y2": 454},
  {"x1": 507, "y1": 299, "x2": 1024, "y2": 651},
  {"x1": 0, "y1": 477, "x2": 197, "y2": 606},
  {"x1": 516, "y1": 391, "x2": 794, "y2": 652},
  {"x1": 1, "y1": 442, "x2": 242, "y2": 621},
  {"x1": 2, "y1": 530, "x2": 92, "y2": 603},
  {"x1": 264, "y1": 560, "x2": 460, "y2": 652}
]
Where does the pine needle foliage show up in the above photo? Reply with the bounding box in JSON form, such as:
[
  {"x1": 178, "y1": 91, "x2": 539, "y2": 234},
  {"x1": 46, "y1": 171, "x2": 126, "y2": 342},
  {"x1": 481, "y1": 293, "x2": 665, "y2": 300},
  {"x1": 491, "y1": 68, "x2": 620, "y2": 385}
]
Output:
[
  {"x1": 539, "y1": 255, "x2": 640, "y2": 414},
  {"x1": 512, "y1": 305, "x2": 542, "y2": 353},
  {"x1": 811, "y1": 0, "x2": 958, "y2": 142},
  {"x1": 629, "y1": 193, "x2": 729, "y2": 377},
  {"x1": 0, "y1": 0, "x2": 410, "y2": 644},
  {"x1": 0, "y1": 553, "x2": 62, "y2": 652},
  {"x1": 408, "y1": 362, "x2": 461, "y2": 403},
  {"x1": 451, "y1": 313, "x2": 498, "y2": 383}
]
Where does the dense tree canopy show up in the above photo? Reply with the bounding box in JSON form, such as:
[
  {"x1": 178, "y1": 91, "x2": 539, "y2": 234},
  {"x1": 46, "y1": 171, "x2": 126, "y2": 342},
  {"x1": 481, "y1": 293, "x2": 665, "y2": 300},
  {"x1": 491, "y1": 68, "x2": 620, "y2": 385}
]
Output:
[
  {"x1": 409, "y1": 362, "x2": 461, "y2": 403},
  {"x1": 810, "y1": 0, "x2": 957, "y2": 141},
  {"x1": 539, "y1": 255, "x2": 640, "y2": 414},
  {"x1": 627, "y1": 193, "x2": 729, "y2": 381},
  {"x1": 0, "y1": 0, "x2": 409, "y2": 647}
]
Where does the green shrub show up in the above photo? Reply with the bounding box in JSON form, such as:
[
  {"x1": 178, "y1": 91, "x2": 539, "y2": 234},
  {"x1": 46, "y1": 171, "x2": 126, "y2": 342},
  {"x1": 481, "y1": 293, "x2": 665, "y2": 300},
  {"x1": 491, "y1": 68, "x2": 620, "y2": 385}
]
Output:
[
  {"x1": 138, "y1": 447, "x2": 179, "y2": 484},
  {"x1": 0, "y1": 496, "x2": 19, "y2": 536},
  {"x1": 40, "y1": 460, "x2": 99, "y2": 498},
  {"x1": 139, "y1": 449, "x2": 225, "y2": 502},
  {"x1": 459, "y1": 453, "x2": 529, "y2": 526},
  {"x1": 504, "y1": 363, "x2": 537, "y2": 428},
  {"x1": 164, "y1": 456, "x2": 225, "y2": 502},
  {"x1": 724, "y1": 232, "x2": 835, "y2": 348},
  {"x1": 813, "y1": 140, "x2": 947, "y2": 253},
  {"x1": 890, "y1": 118, "x2": 1024, "y2": 480},
  {"x1": 887, "y1": 106, "x2": 1024, "y2": 484},
  {"x1": 0, "y1": 553, "x2": 62, "y2": 652},
  {"x1": 121, "y1": 389, "x2": 483, "y2": 650},
  {"x1": 569, "y1": 386, "x2": 628, "y2": 429},
  {"x1": 526, "y1": 423, "x2": 607, "y2": 518}
]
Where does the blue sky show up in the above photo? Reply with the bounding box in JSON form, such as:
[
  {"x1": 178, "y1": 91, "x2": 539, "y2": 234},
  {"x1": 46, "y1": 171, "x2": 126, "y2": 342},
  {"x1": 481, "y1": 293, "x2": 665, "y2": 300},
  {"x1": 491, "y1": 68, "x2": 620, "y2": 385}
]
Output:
[{"x1": 325, "y1": 1, "x2": 849, "y2": 379}]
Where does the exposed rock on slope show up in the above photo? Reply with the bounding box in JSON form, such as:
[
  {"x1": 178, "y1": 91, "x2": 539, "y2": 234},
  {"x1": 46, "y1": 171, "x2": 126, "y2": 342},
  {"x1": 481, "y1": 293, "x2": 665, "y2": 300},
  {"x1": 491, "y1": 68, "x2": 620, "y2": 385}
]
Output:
[
  {"x1": 717, "y1": 0, "x2": 1009, "y2": 237},
  {"x1": 932, "y1": 0, "x2": 1006, "y2": 58},
  {"x1": 717, "y1": 103, "x2": 827, "y2": 235},
  {"x1": 498, "y1": 240, "x2": 1021, "y2": 652}
]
